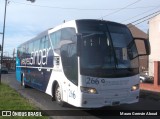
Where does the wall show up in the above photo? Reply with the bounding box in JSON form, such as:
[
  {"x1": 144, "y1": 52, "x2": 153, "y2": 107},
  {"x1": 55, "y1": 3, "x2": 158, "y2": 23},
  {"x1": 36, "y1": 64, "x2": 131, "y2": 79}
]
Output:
[{"x1": 149, "y1": 14, "x2": 160, "y2": 76}]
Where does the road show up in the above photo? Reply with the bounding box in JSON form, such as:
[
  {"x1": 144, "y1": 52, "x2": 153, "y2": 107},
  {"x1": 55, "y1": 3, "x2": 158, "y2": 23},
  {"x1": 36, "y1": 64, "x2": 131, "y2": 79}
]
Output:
[{"x1": 1, "y1": 72, "x2": 160, "y2": 119}]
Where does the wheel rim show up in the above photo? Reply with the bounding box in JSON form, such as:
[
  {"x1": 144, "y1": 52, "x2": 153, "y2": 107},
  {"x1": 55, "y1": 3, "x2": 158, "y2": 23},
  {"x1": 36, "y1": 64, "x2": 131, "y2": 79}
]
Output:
[{"x1": 55, "y1": 86, "x2": 61, "y2": 103}]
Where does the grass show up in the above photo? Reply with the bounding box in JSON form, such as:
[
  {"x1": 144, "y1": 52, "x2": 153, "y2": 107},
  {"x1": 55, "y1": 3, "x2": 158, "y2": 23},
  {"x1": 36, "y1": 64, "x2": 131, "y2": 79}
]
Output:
[{"x1": 0, "y1": 83, "x2": 48, "y2": 119}]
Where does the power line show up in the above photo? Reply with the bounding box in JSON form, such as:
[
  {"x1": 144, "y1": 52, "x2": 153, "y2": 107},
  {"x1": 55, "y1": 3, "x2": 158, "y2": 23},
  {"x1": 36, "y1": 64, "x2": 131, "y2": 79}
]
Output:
[
  {"x1": 10, "y1": 0, "x2": 157, "y2": 11},
  {"x1": 10, "y1": 1, "x2": 120, "y2": 11},
  {"x1": 8, "y1": 1, "x2": 160, "y2": 30},
  {"x1": 128, "y1": 17, "x2": 151, "y2": 28},
  {"x1": 98, "y1": 0, "x2": 142, "y2": 19},
  {"x1": 121, "y1": 5, "x2": 160, "y2": 23},
  {"x1": 128, "y1": 11, "x2": 160, "y2": 28},
  {"x1": 133, "y1": 13, "x2": 159, "y2": 26},
  {"x1": 130, "y1": 9, "x2": 160, "y2": 24}
]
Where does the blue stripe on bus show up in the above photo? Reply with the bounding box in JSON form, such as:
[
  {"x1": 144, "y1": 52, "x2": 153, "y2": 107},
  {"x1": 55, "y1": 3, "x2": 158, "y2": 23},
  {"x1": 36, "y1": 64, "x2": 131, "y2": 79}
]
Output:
[{"x1": 16, "y1": 57, "x2": 21, "y2": 82}]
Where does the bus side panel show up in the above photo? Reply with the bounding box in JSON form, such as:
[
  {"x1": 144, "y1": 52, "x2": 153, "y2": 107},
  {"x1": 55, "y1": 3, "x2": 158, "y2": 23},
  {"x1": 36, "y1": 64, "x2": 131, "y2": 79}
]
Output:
[
  {"x1": 20, "y1": 48, "x2": 54, "y2": 92},
  {"x1": 16, "y1": 57, "x2": 21, "y2": 82},
  {"x1": 22, "y1": 67, "x2": 53, "y2": 92}
]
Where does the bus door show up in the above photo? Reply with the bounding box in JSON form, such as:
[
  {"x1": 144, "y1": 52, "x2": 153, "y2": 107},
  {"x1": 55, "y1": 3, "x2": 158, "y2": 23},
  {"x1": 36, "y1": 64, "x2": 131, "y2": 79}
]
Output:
[{"x1": 60, "y1": 43, "x2": 78, "y2": 104}]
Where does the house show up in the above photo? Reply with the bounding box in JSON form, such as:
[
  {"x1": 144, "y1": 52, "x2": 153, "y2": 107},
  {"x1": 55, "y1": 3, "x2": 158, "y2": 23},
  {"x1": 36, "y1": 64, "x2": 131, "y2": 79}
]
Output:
[
  {"x1": 140, "y1": 14, "x2": 160, "y2": 92},
  {"x1": 148, "y1": 14, "x2": 160, "y2": 77}
]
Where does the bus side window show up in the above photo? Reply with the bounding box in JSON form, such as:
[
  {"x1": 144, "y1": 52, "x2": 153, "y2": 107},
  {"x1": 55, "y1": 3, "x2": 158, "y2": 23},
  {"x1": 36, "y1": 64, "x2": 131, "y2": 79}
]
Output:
[
  {"x1": 34, "y1": 39, "x2": 40, "y2": 51},
  {"x1": 45, "y1": 35, "x2": 50, "y2": 48},
  {"x1": 40, "y1": 35, "x2": 54, "y2": 67},
  {"x1": 61, "y1": 45, "x2": 69, "y2": 65},
  {"x1": 50, "y1": 30, "x2": 61, "y2": 48},
  {"x1": 61, "y1": 28, "x2": 76, "y2": 41},
  {"x1": 28, "y1": 42, "x2": 34, "y2": 56},
  {"x1": 22, "y1": 45, "x2": 26, "y2": 59},
  {"x1": 40, "y1": 36, "x2": 49, "y2": 49}
]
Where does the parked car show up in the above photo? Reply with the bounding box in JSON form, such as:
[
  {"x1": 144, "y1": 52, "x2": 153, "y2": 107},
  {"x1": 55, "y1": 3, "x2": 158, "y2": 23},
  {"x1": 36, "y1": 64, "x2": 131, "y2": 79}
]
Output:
[{"x1": 140, "y1": 71, "x2": 153, "y2": 83}]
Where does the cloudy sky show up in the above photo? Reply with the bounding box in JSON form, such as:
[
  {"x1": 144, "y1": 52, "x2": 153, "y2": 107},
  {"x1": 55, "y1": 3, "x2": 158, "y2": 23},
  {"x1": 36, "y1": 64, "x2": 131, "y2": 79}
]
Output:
[{"x1": 0, "y1": 0, "x2": 160, "y2": 57}]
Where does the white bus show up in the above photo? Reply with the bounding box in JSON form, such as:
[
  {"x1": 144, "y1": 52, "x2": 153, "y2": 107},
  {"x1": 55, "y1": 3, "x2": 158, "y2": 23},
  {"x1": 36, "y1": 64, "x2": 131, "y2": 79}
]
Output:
[{"x1": 16, "y1": 19, "x2": 150, "y2": 108}]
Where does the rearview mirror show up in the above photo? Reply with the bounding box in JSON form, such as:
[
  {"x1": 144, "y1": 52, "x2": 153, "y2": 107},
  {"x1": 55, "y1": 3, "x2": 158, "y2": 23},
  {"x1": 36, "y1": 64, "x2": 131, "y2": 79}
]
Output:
[{"x1": 134, "y1": 37, "x2": 150, "y2": 56}]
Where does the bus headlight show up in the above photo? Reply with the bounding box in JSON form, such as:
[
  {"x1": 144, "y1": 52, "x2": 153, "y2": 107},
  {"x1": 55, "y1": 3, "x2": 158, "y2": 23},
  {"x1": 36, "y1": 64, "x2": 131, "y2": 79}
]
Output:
[
  {"x1": 80, "y1": 86, "x2": 98, "y2": 94},
  {"x1": 131, "y1": 84, "x2": 139, "y2": 91}
]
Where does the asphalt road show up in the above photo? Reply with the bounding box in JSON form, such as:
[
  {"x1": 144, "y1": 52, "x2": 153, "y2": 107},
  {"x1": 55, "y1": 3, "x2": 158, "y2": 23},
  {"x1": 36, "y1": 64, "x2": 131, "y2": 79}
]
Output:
[{"x1": 1, "y1": 72, "x2": 160, "y2": 119}]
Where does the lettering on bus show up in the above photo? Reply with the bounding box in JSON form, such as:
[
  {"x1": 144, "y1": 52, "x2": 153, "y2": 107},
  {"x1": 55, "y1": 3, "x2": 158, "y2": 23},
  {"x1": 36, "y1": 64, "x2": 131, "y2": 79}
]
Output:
[
  {"x1": 21, "y1": 47, "x2": 53, "y2": 67},
  {"x1": 86, "y1": 77, "x2": 100, "y2": 85},
  {"x1": 86, "y1": 76, "x2": 129, "y2": 86},
  {"x1": 68, "y1": 89, "x2": 76, "y2": 99}
]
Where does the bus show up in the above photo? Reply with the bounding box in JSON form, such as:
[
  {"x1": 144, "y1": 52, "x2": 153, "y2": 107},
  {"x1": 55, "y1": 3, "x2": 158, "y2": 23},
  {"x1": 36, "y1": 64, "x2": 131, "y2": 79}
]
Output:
[{"x1": 16, "y1": 19, "x2": 150, "y2": 108}]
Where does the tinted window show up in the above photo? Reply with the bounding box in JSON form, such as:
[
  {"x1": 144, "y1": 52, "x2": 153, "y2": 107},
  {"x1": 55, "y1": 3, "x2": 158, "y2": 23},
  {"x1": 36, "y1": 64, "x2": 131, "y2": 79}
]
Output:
[
  {"x1": 34, "y1": 39, "x2": 40, "y2": 51},
  {"x1": 61, "y1": 43, "x2": 78, "y2": 85},
  {"x1": 77, "y1": 20, "x2": 139, "y2": 77},
  {"x1": 40, "y1": 36, "x2": 49, "y2": 49},
  {"x1": 61, "y1": 28, "x2": 76, "y2": 41},
  {"x1": 50, "y1": 30, "x2": 61, "y2": 48}
]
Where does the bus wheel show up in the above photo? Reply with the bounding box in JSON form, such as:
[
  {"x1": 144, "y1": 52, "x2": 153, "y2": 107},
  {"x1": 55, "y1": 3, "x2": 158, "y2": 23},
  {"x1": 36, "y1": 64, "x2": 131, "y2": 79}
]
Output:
[{"x1": 55, "y1": 84, "x2": 65, "y2": 106}]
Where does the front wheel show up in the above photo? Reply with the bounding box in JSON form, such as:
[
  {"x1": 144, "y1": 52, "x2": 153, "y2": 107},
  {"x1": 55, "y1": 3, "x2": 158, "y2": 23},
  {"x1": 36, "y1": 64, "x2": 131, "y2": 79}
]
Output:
[{"x1": 55, "y1": 84, "x2": 65, "y2": 106}]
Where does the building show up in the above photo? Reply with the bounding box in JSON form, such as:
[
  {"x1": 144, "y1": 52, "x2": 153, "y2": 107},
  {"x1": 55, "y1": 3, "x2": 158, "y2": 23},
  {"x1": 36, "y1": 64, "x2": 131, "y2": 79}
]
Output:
[
  {"x1": 140, "y1": 14, "x2": 160, "y2": 92},
  {"x1": 149, "y1": 14, "x2": 160, "y2": 76},
  {"x1": 1, "y1": 56, "x2": 16, "y2": 70}
]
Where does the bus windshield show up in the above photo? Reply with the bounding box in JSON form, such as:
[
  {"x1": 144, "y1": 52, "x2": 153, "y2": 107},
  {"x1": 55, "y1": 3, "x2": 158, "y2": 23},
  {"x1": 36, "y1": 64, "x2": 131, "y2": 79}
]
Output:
[{"x1": 77, "y1": 20, "x2": 139, "y2": 78}]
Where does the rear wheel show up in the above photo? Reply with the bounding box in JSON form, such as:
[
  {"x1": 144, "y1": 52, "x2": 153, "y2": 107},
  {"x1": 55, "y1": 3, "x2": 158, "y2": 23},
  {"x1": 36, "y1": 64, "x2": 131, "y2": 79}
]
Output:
[{"x1": 55, "y1": 84, "x2": 65, "y2": 106}]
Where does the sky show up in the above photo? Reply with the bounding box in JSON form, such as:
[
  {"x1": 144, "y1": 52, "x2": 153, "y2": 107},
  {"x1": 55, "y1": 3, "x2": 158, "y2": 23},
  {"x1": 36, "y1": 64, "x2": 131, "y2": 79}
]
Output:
[{"x1": 0, "y1": 0, "x2": 160, "y2": 57}]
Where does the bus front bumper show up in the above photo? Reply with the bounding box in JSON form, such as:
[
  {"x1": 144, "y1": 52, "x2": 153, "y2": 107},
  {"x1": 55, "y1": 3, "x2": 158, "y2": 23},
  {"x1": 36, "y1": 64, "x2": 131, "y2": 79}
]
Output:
[{"x1": 78, "y1": 90, "x2": 139, "y2": 108}]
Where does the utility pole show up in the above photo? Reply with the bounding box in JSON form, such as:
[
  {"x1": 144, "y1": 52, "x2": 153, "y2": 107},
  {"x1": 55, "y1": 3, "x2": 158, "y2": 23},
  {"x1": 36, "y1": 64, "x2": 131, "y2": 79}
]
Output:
[
  {"x1": 0, "y1": 0, "x2": 36, "y2": 85},
  {"x1": 0, "y1": 0, "x2": 8, "y2": 84}
]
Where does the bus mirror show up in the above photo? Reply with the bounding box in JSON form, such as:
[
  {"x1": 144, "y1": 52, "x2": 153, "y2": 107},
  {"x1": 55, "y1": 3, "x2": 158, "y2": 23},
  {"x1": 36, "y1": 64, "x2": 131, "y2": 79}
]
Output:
[
  {"x1": 77, "y1": 34, "x2": 82, "y2": 56},
  {"x1": 134, "y1": 37, "x2": 151, "y2": 56}
]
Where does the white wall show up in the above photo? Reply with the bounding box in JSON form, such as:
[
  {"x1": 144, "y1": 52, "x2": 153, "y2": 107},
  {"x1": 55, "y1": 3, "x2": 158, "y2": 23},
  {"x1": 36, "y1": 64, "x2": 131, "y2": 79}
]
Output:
[{"x1": 149, "y1": 14, "x2": 160, "y2": 76}]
